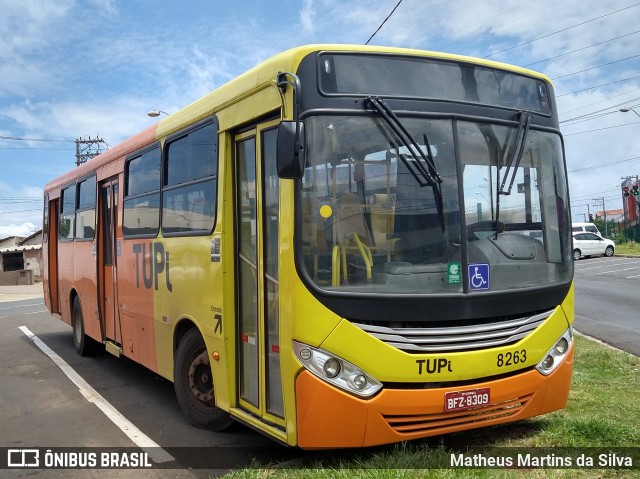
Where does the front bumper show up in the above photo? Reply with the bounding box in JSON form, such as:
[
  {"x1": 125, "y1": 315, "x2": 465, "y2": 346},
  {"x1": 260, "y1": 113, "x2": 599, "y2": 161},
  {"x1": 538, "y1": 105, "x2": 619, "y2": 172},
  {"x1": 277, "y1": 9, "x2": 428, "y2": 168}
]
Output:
[{"x1": 295, "y1": 344, "x2": 573, "y2": 449}]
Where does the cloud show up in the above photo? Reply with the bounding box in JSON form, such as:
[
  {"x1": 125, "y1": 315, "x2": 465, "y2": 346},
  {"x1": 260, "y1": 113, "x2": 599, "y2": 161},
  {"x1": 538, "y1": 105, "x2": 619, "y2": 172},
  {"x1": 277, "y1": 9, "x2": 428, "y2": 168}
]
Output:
[
  {"x1": 2, "y1": 96, "x2": 156, "y2": 147},
  {"x1": 300, "y1": 0, "x2": 316, "y2": 34},
  {"x1": 0, "y1": 182, "x2": 42, "y2": 238},
  {"x1": 0, "y1": 1, "x2": 74, "y2": 97},
  {"x1": 88, "y1": 0, "x2": 118, "y2": 16},
  {"x1": 0, "y1": 222, "x2": 39, "y2": 239},
  {"x1": 0, "y1": 0, "x2": 73, "y2": 55}
]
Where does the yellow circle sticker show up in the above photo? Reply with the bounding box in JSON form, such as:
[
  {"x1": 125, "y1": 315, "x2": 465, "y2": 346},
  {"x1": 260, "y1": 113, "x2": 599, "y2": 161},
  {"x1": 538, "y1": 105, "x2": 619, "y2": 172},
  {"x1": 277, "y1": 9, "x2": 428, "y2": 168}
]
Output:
[{"x1": 319, "y1": 204, "x2": 333, "y2": 218}]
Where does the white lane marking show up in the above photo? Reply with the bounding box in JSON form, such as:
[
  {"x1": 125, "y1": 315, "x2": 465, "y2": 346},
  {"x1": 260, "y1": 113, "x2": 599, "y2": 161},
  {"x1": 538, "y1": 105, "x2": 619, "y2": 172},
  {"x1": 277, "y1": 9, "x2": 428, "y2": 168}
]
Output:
[
  {"x1": 0, "y1": 302, "x2": 43, "y2": 311},
  {"x1": 575, "y1": 260, "x2": 640, "y2": 271},
  {"x1": 24, "y1": 310, "x2": 49, "y2": 315},
  {"x1": 596, "y1": 267, "x2": 640, "y2": 275},
  {"x1": 18, "y1": 326, "x2": 173, "y2": 464}
]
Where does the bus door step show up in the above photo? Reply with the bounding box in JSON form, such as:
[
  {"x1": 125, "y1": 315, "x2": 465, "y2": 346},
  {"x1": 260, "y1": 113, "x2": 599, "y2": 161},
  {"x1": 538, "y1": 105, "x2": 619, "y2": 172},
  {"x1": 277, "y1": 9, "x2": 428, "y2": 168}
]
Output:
[{"x1": 104, "y1": 341, "x2": 122, "y2": 358}]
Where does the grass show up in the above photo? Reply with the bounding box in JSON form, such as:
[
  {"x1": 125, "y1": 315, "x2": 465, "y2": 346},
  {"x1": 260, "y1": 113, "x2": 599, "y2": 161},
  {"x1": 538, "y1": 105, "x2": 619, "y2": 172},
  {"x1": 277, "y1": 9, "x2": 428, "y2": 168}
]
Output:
[
  {"x1": 615, "y1": 241, "x2": 640, "y2": 256},
  {"x1": 221, "y1": 335, "x2": 640, "y2": 479}
]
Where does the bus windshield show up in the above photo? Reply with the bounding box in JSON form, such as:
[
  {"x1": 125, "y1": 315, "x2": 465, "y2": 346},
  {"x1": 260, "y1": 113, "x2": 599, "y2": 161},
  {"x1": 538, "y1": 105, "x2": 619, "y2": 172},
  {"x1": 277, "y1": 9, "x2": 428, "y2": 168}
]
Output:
[{"x1": 299, "y1": 114, "x2": 572, "y2": 294}]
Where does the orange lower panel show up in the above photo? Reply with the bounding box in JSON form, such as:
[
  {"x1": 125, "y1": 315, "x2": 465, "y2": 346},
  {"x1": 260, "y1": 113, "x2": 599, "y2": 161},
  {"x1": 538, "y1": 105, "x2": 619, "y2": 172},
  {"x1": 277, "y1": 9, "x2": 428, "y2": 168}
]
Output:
[{"x1": 296, "y1": 346, "x2": 573, "y2": 449}]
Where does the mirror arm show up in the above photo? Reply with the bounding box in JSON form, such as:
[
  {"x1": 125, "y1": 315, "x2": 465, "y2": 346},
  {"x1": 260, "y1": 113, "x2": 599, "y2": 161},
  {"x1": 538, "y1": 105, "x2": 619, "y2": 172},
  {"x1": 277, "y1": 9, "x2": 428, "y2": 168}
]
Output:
[
  {"x1": 277, "y1": 72, "x2": 301, "y2": 121},
  {"x1": 277, "y1": 72, "x2": 303, "y2": 160}
]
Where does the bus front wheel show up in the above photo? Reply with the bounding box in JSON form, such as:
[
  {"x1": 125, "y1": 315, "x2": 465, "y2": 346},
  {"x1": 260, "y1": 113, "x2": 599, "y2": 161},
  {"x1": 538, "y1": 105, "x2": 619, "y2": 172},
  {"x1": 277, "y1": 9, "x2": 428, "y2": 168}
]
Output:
[{"x1": 174, "y1": 328, "x2": 233, "y2": 431}]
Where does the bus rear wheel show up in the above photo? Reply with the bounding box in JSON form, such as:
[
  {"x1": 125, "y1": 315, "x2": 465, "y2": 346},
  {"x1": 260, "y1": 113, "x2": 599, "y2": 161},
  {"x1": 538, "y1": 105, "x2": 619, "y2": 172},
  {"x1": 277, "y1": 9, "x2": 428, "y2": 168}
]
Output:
[
  {"x1": 174, "y1": 328, "x2": 233, "y2": 431},
  {"x1": 72, "y1": 296, "x2": 100, "y2": 356}
]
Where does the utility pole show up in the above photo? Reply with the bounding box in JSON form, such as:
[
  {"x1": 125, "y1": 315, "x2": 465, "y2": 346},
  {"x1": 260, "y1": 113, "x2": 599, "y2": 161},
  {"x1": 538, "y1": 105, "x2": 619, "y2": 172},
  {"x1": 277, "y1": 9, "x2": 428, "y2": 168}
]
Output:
[
  {"x1": 75, "y1": 136, "x2": 108, "y2": 166},
  {"x1": 592, "y1": 197, "x2": 607, "y2": 236}
]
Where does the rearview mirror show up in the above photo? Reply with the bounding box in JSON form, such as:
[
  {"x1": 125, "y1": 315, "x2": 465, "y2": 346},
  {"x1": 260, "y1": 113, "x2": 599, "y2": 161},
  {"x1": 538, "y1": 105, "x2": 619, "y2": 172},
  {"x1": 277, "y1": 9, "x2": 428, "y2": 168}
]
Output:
[{"x1": 277, "y1": 121, "x2": 305, "y2": 179}]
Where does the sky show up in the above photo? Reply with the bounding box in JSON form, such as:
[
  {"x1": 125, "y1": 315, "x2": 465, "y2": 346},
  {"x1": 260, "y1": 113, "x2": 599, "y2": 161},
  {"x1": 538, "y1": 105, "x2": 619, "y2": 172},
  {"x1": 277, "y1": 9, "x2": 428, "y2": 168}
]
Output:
[{"x1": 1, "y1": 0, "x2": 639, "y2": 238}]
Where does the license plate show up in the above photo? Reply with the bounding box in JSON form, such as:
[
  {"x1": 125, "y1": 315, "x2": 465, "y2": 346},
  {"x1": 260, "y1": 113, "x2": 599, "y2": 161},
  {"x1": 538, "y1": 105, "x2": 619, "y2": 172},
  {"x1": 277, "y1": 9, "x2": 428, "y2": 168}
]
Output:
[{"x1": 445, "y1": 388, "x2": 490, "y2": 412}]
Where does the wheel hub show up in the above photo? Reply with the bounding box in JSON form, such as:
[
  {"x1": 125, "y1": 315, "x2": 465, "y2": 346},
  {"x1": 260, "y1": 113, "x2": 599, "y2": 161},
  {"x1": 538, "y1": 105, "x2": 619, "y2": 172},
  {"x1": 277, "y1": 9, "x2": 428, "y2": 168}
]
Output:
[{"x1": 188, "y1": 351, "x2": 214, "y2": 403}]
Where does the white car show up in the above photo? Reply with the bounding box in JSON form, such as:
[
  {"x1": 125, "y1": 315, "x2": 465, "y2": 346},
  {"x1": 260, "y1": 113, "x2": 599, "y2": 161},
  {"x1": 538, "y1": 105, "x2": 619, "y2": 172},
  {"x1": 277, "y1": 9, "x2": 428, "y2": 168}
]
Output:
[{"x1": 572, "y1": 233, "x2": 615, "y2": 260}]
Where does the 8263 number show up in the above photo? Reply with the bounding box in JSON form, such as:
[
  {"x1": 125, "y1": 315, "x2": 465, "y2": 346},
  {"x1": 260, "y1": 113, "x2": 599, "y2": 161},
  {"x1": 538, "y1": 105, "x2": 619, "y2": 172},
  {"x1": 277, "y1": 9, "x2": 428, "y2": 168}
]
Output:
[{"x1": 497, "y1": 349, "x2": 526, "y2": 367}]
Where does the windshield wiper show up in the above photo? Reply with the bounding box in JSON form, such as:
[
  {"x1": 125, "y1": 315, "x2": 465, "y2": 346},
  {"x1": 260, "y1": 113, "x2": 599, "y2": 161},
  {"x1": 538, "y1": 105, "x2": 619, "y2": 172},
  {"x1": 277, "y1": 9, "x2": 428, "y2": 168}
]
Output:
[
  {"x1": 365, "y1": 96, "x2": 445, "y2": 231},
  {"x1": 365, "y1": 96, "x2": 443, "y2": 186},
  {"x1": 498, "y1": 110, "x2": 532, "y2": 196},
  {"x1": 493, "y1": 110, "x2": 533, "y2": 239}
]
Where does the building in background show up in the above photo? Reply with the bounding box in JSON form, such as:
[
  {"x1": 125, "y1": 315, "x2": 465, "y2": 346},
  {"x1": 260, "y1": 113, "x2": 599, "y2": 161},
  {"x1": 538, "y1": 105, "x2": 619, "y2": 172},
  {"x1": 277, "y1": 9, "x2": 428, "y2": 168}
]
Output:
[
  {"x1": 0, "y1": 230, "x2": 42, "y2": 285},
  {"x1": 621, "y1": 177, "x2": 640, "y2": 241}
]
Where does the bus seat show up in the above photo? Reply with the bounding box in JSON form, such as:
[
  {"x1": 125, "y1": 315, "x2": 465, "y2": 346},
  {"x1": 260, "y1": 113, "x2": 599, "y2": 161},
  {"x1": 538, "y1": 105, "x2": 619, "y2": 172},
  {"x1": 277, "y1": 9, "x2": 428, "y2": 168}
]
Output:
[
  {"x1": 335, "y1": 193, "x2": 374, "y2": 248},
  {"x1": 369, "y1": 194, "x2": 399, "y2": 254},
  {"x1": 302, "y1": 196, "x2": 331, "y2": 281},
  {"x1": 333, "y1": 192, "x2": 375, "y2": 283},
  {"x1": 301, "y1": 196, "x2": 329, "y2": 254}
]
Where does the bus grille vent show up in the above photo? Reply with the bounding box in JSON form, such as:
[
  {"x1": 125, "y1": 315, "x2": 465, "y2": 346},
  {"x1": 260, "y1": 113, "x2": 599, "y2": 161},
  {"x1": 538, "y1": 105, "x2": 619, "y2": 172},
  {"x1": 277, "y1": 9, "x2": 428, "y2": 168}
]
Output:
[
  {"x1": 383, "y1": 394, "x2": 532, "y2": 434},
  {"x1": 353, "y1": 309, "x2": 553, "y2": 353}
]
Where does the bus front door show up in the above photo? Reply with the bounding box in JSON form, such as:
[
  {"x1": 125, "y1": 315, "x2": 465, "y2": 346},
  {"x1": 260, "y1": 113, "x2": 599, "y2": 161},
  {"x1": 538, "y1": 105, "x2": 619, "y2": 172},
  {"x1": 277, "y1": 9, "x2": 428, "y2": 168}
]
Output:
[
  {"x1": 234, "y1": 121, "x2": 285, "y2": 429},
  {"x1": 99, "y1": 179, "x2": 121, "y2": 345}
]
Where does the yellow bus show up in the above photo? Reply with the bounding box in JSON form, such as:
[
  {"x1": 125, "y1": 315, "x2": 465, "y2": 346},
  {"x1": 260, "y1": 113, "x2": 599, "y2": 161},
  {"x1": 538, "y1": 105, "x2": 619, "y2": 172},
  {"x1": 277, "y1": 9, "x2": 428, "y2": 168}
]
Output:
[{"x1": 42, "y1": 44, "x2": 574, "y2": 448}]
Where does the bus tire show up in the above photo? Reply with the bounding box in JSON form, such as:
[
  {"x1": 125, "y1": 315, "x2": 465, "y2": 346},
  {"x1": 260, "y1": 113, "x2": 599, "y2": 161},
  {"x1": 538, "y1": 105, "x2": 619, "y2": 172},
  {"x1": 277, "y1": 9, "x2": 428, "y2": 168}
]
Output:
[
  {"x1": 72, "y1": 296, "x2": 100, "y2": 356},
  {"x1": 174, "y1": 328, "x2": 233, "y2": 431}
]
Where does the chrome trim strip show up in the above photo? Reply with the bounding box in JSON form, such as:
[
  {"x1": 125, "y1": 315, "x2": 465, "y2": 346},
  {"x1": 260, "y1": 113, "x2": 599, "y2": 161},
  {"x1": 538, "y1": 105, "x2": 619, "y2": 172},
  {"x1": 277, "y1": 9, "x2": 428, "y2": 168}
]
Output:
[{"x1": 353, "y1": 308, "x2": 554, "y2": 353}]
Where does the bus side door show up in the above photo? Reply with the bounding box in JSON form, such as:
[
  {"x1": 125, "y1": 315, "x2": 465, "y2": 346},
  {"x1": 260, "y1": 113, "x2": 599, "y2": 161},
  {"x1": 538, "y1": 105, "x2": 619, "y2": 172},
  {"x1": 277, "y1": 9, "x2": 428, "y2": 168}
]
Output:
[
  {"x1": 99, "y1": 178, "x2": 121, "y2": 344},
  {"x1": 234, "y1": 120, "x2": 284, "y2": 427}
]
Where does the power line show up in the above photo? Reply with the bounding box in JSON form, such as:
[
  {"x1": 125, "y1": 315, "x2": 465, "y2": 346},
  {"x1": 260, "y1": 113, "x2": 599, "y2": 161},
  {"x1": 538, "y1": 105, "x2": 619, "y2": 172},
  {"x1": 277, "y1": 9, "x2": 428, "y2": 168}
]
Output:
[
  {"x1": 560, "y1": 111, "x2": 619, "y2": 127},
  {"x1": 0, "y1": 147, "x2": 76, "y2": 151},
  {"x1": 572, "y1": 188, "x2": 619, "y2": 199},
  {"x1": 568, "y1": 156, "x2": 640, "y2": 173},
  {"x1": 551, "y1": 54, "x2": 640, "y2": 80},
  {"x1": 560, "y1": 96, "x2": 640, "y2": 124},
  {"x1": 560, "y1": 89, "x2": 640, "y2": 117},
  {"x1": 450, "y1": 0, "x2": 540, "y2": 37},
  {"x1": 556, "y1": 75, "x2": 640, "y2": 97},
  {"x1": 0, "y1": 135, "x2": 73, "y2": 143},
  {"x1": 572, "y1": 195, "x2": 619, "y2": 202},
  {"x1": 0, "y1": 199, "x2": 41, "y2": 204},
  {"x1": 0, "y1": 208, "x2": 42, "y2": 214},
  {"x1": 523, "y1": 30, "x2": 640, "y2": 67},
  {"x1": 563, "y1": 121, "x2": 640, "y2": 136},
  {"x1": 484, "y1": 3, "x2": 640, "y2": 58},
  {"x1": 365, "y1": 0, "x2": 404, "y2": 45},
  {"x1": 0, "y1": 197, "x2": 41, "y2": 200}
]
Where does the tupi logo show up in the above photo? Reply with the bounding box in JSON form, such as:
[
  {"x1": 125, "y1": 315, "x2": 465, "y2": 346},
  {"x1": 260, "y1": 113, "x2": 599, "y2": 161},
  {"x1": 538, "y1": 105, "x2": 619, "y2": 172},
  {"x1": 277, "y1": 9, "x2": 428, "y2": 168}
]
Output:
[
  {"x1": 416, "y1": 358, "x2": 453, "y2": 374},
  {"x1": 133, "y1": 242, "x2": 173, "y2": 292}
]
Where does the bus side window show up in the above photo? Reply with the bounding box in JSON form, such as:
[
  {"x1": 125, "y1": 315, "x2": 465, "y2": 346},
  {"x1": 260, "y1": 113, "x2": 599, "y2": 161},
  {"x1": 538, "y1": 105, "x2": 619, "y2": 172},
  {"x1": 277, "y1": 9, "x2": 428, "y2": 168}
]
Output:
[
  {"x1": 59, "y1": 184, "x2": 76, "y2": 241},
  {"x1": 76, "y1": 175, "x2": 96, "y2": 240},
  {"x1": 123, "y1": 147, "x2": 161, "y2": 237},
  {"x1": 162, "y1": 121, "x2": 218, "y2": 236}
]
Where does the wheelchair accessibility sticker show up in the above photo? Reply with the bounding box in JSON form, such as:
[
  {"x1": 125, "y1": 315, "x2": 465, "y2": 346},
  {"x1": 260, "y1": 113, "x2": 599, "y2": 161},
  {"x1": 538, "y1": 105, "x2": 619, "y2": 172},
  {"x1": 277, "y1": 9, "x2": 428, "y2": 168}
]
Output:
[{"x1": 468, "y1": 263, "x2": 490, "y2": 290}]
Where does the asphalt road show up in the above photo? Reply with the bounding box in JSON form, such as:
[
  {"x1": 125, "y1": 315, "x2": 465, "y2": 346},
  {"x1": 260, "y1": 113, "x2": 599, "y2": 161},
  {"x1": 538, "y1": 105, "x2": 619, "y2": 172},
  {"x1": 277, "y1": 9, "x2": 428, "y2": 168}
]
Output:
[
  {"x1": 0, "y1": 298, "x2": 290, "y2": 478},
  {"x1": 573, "y1": 255, "x2": 640, "y2": 356}
]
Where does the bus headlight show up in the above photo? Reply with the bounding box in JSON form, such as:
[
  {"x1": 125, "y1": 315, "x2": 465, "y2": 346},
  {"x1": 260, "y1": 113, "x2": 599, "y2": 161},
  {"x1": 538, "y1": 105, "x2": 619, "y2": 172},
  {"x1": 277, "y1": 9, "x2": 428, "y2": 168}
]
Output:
[
  {"x1": 536, "y1": 328, "x2": 573, "y2": 376},
  {"x1": 352, "y1": 374, "x2": 368, "y2": 390},
  {"x1": 323, "y1": 358, "x2": 341, "y2": 378},
  {"x1": 293, "y1": 341, "x2": 382, "y2": 398}
]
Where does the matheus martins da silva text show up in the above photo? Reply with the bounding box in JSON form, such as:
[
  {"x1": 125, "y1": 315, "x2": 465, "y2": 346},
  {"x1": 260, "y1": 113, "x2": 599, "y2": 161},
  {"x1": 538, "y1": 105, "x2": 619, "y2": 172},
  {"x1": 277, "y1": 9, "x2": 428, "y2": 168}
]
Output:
[{"x1": 450, "y1": 452, "x2": 634, "y2": 468}]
